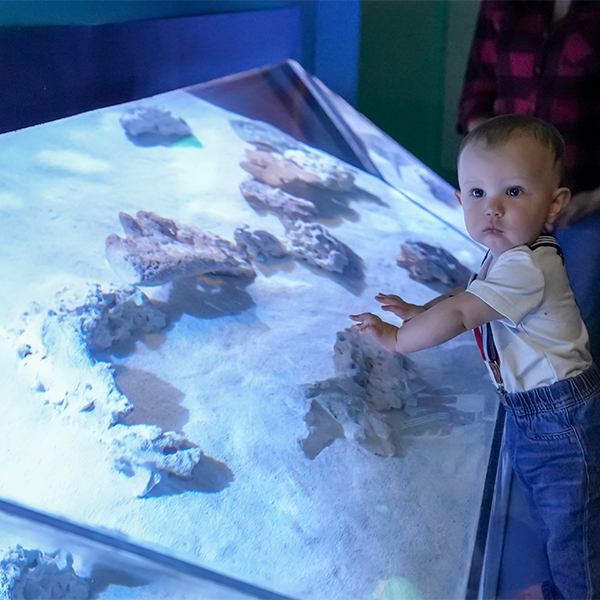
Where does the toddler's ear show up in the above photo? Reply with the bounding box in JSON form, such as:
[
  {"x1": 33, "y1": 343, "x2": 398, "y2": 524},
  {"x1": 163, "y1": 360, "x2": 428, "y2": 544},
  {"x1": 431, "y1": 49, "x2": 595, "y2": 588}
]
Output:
[
  {"x1": 547, "y1": 187, "x2": 571, "y2": 225},
  {"x1": 455, "y1": 190, "x2": 462, "y2": 205}
]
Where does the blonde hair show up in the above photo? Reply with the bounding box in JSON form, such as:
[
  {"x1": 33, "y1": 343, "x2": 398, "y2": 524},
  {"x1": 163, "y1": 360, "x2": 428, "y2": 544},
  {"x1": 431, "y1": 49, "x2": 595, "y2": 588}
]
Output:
[{"x1": 460, "y1": 115, "x2": 566, "y2": 186}]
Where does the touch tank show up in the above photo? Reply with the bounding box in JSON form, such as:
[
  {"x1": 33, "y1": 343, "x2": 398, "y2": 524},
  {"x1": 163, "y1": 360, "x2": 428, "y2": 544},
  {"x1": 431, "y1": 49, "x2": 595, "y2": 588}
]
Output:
[{"x1": 0, "y1": 65, "x2": 498, "y2": 600}]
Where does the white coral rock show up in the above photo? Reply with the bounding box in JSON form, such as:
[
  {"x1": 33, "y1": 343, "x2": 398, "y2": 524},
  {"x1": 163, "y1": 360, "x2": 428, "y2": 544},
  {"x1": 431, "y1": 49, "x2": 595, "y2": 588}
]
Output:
[{"x1": 106, "y1": 424, "x2": 203, "y2": 497}]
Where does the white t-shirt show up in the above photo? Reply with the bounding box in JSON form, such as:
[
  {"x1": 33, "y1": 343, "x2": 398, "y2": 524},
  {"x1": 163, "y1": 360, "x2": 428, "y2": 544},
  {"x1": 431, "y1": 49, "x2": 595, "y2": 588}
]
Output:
[{"x1": 467, "y1": 243, "x2": 591, "y2": 393}]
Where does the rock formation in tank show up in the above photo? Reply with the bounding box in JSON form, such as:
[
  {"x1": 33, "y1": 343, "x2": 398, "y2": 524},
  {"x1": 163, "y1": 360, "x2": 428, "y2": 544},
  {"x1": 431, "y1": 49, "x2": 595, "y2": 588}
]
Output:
[
  {"x1": 301, "y1": 326, "x2": 427, "y2": 458},
  {"x1": 397, "y1": 240, "x2": 472, "y2": 291},
  {"x1": 108, "y1": 424, "x2": 204, "y2": 497},
  {"x1": 283, "y1": 149, "x2": 356, "y2": 192},
  {"x1": 14, "y1": 286, "x2": 137, "y2": 430},
  {"x1": 0, "y1": 546, "x2": 90, "y2": 600},
  {"x1": 286, "y1": 221, "x2": 353, "y2": 274},
  {"x1": 239, "y1": 179, "x2": 317, "y2": 222},
  {"x1": 12, "y1": 283, "x2": 203, "y2": 493},
  {"x1": 361, "y1": 132, "x2": 413, "y2": 174},
  {"x1": 76, "y1": 286, "x2": 168, "y2": 352},
  {"x1": 105, "y1": 211, "x2": 256, "y2": 287},
  {"x1": 419, "y1": 170, "x2": 458, "y2": 205},
  {"x1": 241, "y1": 149, "x2": 322, "y2": 188},
  {"x1": 333, "y1": 326, "x2": 425, "y2": 412},
  {"x1": 234, "y1": 223, "x2": 363, "y2": 295},
  {"x1": 303, "y1": 380, "x2": 396, "y2": 458},
  {"x1": 120, "y1": 105, "x2": 193, "y2": 146},
  {"x1": 241, "y1": 148, "x2": 356, "y2": 193},
  {"x1": 232, "y1": 117, "x2": 381, "y2": 295},
  {"x1": 14, "y1": 284, "x2": 169, "y2": 424},
  {"x1": 234, "y1": 226, "x2": 291, "y2": 264},
  {"x1": 229, "y1": 118, "x2": 303, "y2": 154}
]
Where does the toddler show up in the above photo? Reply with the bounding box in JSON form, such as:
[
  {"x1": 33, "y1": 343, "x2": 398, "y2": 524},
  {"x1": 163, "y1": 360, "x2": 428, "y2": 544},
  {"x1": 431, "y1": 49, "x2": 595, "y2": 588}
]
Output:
[{"x1": 351, "y1": 115, "x2": 600, "y2": 600}]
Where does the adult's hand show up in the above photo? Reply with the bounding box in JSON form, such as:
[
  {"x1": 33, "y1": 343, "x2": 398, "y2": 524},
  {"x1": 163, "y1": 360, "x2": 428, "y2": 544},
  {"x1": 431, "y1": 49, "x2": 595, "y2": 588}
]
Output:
[{"x1": 555, "y1": 187, "x2": 600, "y2": 228}]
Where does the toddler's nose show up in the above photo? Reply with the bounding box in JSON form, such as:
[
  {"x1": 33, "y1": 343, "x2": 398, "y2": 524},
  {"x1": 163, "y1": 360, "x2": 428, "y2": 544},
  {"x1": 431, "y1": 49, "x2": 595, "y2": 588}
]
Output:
[{"x1": 485, "y1": 197, "x2": 504, "y2": 217}]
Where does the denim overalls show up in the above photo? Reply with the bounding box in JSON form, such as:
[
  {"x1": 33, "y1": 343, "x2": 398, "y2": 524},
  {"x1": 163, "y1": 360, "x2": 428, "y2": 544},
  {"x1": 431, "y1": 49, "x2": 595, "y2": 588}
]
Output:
[
  {"x1": 473, "y1": 237, "x2": 600, "y2": 599},
  {"x1": 504, "y1": 364, "x2": 600, "y2": 599}
]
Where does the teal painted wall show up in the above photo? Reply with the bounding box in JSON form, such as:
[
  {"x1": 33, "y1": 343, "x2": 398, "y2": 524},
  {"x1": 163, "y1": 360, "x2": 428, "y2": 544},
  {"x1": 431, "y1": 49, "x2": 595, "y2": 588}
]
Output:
[
  {"x1": 357, "y1": 0, "x2": 480, "y2": 186},
  {"x1": 0, "y1": 1, "x2": 295, "y2": 26},
  {"x1": 357, "y1": 0, "x2": 449, "y2": 177}
]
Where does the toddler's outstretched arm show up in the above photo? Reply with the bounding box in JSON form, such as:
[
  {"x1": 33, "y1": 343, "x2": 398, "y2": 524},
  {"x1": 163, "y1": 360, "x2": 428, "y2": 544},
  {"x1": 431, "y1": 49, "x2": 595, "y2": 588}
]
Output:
[
  {"x1": 350, "y1": 289, "x2": 501, "y2": 354},
  {"x1": 375, "y1": 285, "x2": 467, "y2": 322},
  {"x1": 375, "y1": 293, "x2": 425, "y2": 322}
]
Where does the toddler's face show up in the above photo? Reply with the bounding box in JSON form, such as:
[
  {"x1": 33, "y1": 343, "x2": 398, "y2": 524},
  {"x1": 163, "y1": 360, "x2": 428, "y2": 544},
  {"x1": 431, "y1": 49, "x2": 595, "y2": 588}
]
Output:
[{"x1": 455, "y1": 135, "x2": 569, "y2": 261}]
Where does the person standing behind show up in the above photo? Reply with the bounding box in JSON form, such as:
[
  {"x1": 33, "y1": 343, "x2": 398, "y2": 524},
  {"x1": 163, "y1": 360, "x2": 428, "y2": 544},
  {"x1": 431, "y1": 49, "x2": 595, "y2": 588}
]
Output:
[{"x1": 457, "y1": 0, "x2": 600, "y2": 361}]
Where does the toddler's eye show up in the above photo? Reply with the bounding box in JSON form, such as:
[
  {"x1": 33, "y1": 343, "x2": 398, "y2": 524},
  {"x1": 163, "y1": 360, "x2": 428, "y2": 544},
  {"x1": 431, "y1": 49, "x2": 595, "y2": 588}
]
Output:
[
  {"x1": 470, "y1": 188, "x2": 485, "y2": 198},
  {"x1": 507, "y1": 186, "x2": 523, "y2": 197}
]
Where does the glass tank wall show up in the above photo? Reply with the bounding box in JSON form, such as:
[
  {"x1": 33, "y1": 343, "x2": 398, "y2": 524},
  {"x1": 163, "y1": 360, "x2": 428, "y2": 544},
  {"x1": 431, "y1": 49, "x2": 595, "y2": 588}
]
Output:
[
  {"x1": 0, "y1": 499, "x2": 285, "y2": 599},
  {"x1": 0, "y1": 66, "x2": 498, "y2": 599}
]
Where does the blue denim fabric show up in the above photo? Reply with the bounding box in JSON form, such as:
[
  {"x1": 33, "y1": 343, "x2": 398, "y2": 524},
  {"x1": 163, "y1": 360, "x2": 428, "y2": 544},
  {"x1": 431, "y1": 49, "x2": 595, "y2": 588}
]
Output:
[{"x1": 503, "y1": 363, "x2": 600, "y2": 600}]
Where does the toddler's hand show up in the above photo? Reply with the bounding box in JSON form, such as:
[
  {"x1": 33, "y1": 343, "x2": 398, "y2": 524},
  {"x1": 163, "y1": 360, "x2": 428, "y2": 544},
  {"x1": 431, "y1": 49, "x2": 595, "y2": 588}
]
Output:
[
  {"x1": 350, "y1": 312, "x2": 384, "y2": 337},
  {"x1": 349, "y1": 312, "x2": 398, "y2": 353},
  {"x1": 375, "y1": 293, "x2": 425, "y2": 322}
]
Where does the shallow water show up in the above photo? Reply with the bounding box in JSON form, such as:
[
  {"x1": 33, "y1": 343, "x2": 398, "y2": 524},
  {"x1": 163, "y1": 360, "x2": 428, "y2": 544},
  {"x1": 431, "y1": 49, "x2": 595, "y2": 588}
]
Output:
[{"x1": 0, "y1": 89, "x2": 497, "y2": 599}]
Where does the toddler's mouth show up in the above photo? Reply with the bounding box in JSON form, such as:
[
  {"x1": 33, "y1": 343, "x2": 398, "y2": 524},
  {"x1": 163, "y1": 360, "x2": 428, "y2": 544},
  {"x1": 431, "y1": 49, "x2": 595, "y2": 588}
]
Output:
[{"x1": 483, "y1": 225, "x2": 503, "y2": 234}]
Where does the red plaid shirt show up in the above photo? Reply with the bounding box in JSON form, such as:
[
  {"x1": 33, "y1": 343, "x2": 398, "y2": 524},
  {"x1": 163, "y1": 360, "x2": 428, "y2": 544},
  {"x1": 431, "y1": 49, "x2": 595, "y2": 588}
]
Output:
[{"x1": 458, "y1": 0, "x2": 600, "y2": 194}]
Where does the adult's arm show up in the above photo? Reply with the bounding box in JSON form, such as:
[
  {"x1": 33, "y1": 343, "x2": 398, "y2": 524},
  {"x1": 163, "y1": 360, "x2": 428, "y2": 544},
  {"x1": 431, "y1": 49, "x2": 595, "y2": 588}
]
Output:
[{"x1": 457, "y1": 0, "x2": 500, "y2": 135}]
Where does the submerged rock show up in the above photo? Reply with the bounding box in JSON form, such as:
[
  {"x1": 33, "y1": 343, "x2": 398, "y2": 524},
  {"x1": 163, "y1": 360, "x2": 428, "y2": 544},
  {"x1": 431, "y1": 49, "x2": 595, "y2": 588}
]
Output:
[
  {"x1": 14, "y1": 284, "x2": 142, "y2": 430},
  {"x1": 234, "y1": 226, "x2": 290, "y2": 263},
  {"x1": 286, "y1": 221, "x2": 351, "y2": 273},
  {"x1": 106, "y1": 211, "x2": 255, "y2": 286},
  {"x1": 229, "y1": 118, "x2": 302, "y2": 154},
  {"x1": 120, "y1": 106, "x2": 192, "y2": 139},
  {"x1": 397, "y1": 241, "x2": 472, "y2": 290},
  {"x1": 301, "y1": 327, "x2": 427, "y2": 458},
  {"x1": 333, "y1": 326, "x2": 424, "y2": 412},
  {"x1": 239, "y1": 179, "x2": 317, "y2": 221},
  {"x1": 419, "y1": 170, "x2": 458, "y2": 205},
  {"x1": 234, "y1": 223, "x2": 365, "y2": 294},
  {"x1": 11, "y1": 282, "x2": 204, "y2": 495},
  {"x1": 0, "y1": 546, "x2": 90, "y2": 600},
  {"x1": 240, "y1": 148, "x2": 356, "y2": 193},
  {"x1": 283, "y1": 149, "x2": 356, "y2": 192},
  {"x1": 361, "y1": 132, "x2": 413, "y2": 171},
  {"x1": 107, "y1": 424, "x2": 203, "y2": 497},
  {"x1": 303, "y1": 381, "x2": 396, "y2": 458},
  {"x1": 240, "y1": 149, "x2": 322, "y2": 188},
  {"x1": 77, "y1": 286, "x2": 167, "y2": 352}
]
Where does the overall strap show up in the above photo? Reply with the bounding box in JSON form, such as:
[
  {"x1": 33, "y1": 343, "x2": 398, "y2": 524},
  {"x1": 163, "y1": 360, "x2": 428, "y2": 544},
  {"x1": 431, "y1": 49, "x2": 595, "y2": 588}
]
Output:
[
  {"x1": 474, "y1": 323, "x2": 505, "y2": 392},
  {"x1": 528, "y1": 234, "x2": 564, "y2": 264},
  {"x1": 471, "y1": 236, "x2": 564, "y2": 394}
]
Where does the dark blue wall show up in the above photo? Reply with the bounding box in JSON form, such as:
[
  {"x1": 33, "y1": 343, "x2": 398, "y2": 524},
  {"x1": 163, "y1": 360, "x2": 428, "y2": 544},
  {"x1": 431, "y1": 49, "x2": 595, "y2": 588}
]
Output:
[{"x1": 0, "y1": 0, "x2": 360, "y2": 106}]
